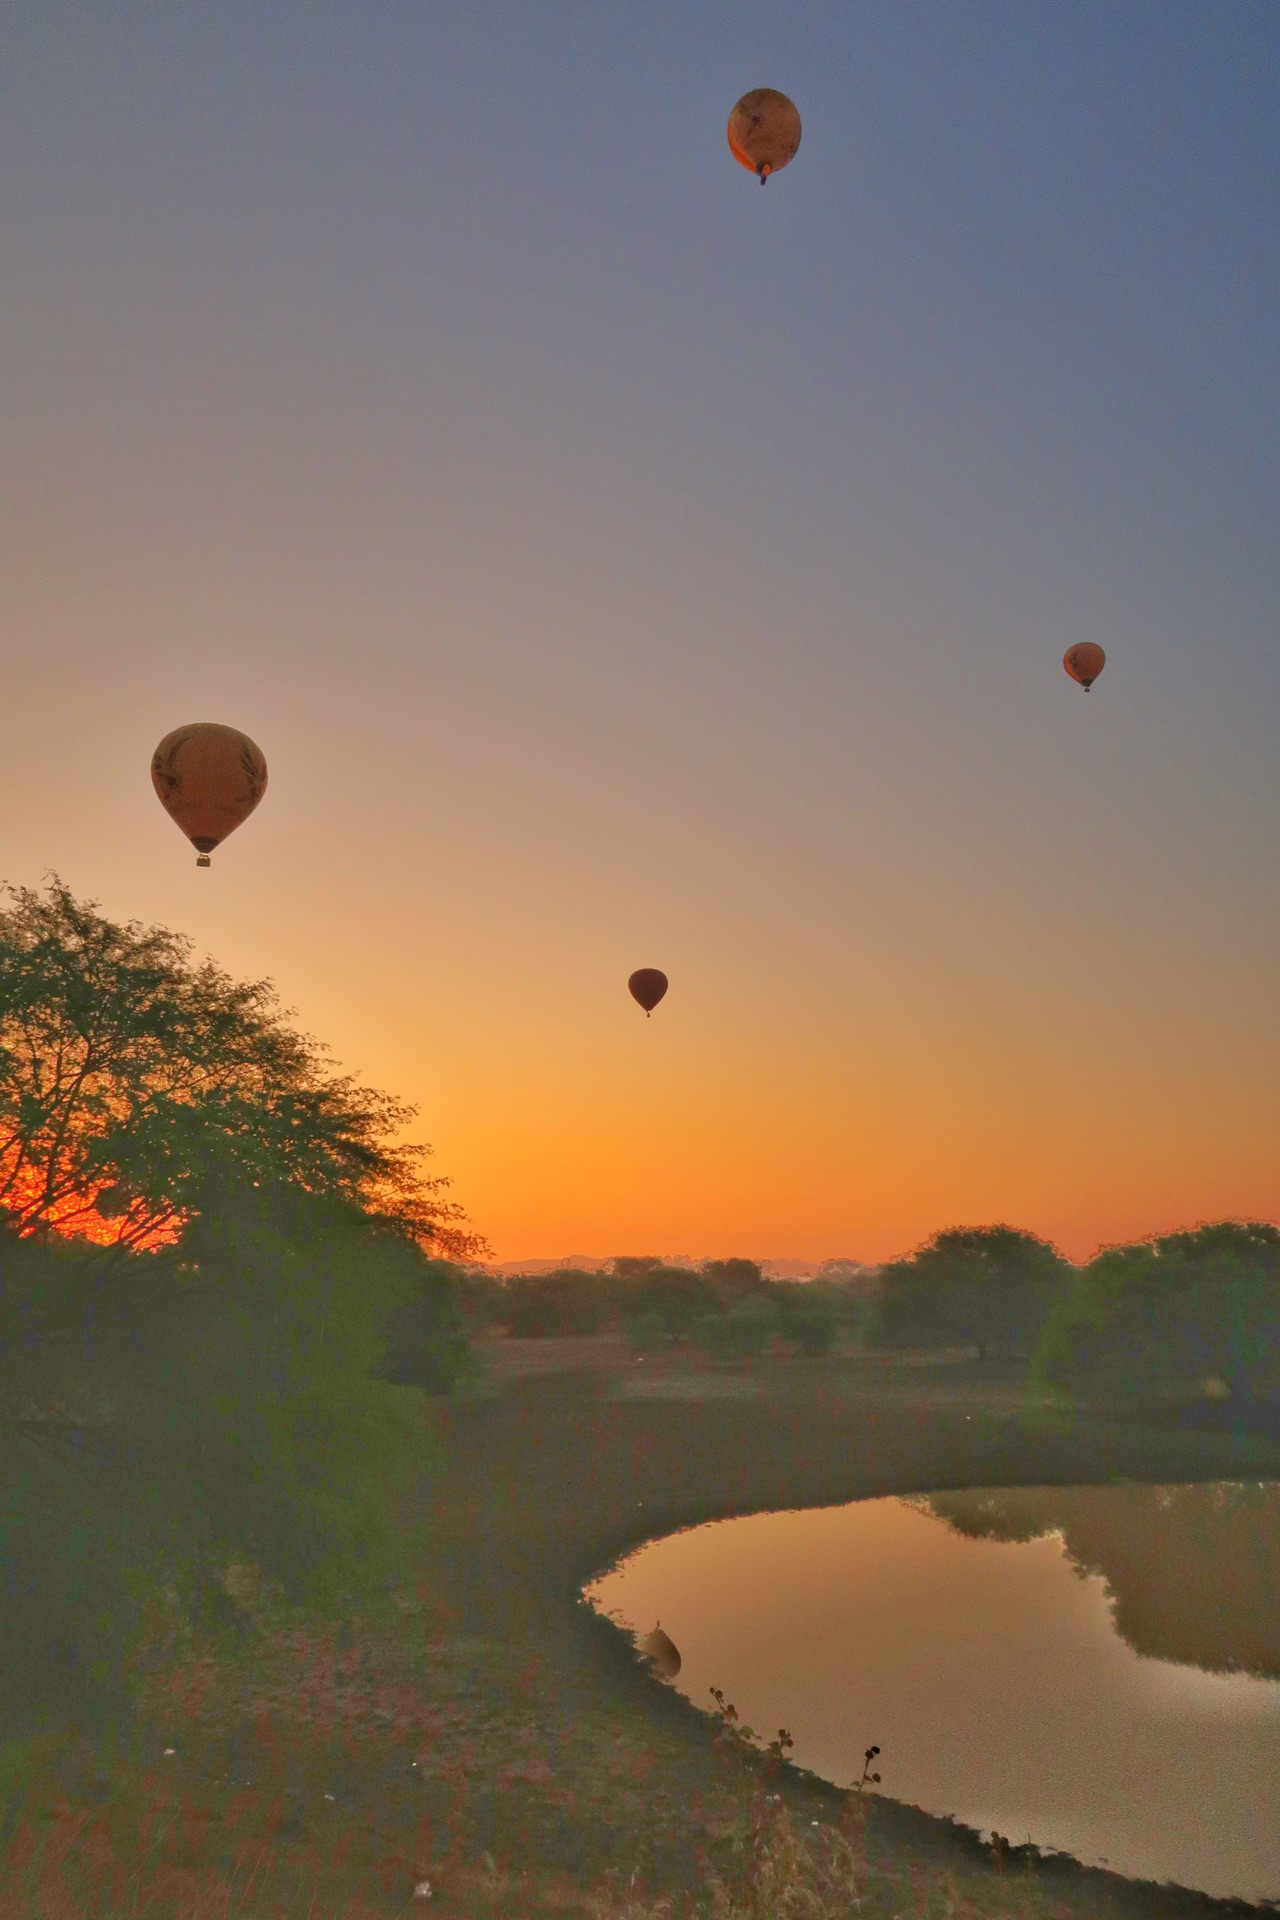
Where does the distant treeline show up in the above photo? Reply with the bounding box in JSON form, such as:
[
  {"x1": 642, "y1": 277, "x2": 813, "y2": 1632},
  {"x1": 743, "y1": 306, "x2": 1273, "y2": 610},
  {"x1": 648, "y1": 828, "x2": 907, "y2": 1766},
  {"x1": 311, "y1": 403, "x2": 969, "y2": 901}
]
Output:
[
  {"x1": 449, "y1": 1257, "x2": 876, "y2": 1357},
  {"x1": 445, "y1": 1221, "x2": 1280, "y2": 1421},
  {"x1": 868, "y1": 1220, "x2": 1280, "y2": 1421}
]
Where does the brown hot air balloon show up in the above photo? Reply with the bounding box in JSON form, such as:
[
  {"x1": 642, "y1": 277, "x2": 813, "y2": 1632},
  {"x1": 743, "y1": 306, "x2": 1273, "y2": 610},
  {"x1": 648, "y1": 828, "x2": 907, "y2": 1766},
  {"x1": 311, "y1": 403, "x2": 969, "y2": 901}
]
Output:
[
  {"x1": 641, "y1": 1624, "x2": 682, "y2": 1680},
  {"x1": 151, "y1": 723, "x2": 268, "y2": 866},
  {"x1": 1063, "y1": 643, "x2": 1106, "y2": 691},
  {"x1": 727, "y1": 88, "x2": 802, "y2": 184},
  {"x1": 628, "y1": 968, "x2": 668, "y2": 1016}
]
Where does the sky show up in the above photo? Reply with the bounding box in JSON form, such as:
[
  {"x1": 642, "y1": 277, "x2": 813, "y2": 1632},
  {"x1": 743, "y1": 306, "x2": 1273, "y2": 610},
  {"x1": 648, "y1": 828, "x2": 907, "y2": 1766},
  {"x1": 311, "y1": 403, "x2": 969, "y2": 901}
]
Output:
[{"x1": 1, "y1": 2, "x2": 1277, "y2": 1266}]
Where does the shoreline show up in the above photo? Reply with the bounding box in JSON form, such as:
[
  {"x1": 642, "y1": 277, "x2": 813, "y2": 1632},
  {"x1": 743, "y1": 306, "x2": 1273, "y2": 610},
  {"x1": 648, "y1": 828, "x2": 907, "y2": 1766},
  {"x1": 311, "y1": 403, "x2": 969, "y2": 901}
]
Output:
[{"x1": 8, "y1": 1344, "x2": 1280, "y2": 1917}]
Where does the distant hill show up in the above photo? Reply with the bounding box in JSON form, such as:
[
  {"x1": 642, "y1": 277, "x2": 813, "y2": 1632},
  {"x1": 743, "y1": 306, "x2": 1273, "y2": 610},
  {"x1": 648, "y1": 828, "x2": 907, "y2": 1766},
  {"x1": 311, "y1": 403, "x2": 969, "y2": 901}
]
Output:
[
  {"x1": 487, "y1": 1256, "x2": 612, "y2": 1277},
  {"x1": 485, "y1": 1255, "x2": 880, "y2": 1284},
  {"x1": 764, "y1": 1258, "x2": 880, "y2": 1283}
]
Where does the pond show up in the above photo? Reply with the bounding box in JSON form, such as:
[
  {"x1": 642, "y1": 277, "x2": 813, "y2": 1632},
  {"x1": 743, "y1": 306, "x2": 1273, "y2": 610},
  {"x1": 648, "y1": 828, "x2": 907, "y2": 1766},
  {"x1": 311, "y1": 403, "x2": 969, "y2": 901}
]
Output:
[{"x1": 584, "y1": 1482, "x2": 1280, "y2": 1903}]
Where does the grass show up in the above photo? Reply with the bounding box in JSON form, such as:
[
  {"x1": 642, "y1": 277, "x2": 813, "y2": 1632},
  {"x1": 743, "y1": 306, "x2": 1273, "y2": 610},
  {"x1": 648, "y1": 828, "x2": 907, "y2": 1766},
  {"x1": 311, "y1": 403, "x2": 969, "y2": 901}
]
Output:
[{"x1": 3, "y1": 1343, "x2": 1279, "y2": 1917}]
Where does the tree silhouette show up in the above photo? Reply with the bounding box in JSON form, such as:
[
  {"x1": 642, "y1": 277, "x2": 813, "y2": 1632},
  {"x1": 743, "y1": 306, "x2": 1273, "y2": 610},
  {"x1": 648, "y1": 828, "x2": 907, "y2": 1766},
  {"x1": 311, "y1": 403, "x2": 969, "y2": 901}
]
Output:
[
  {"x1": 0, "y1": 877, "x2": 482, "y2": 1258},
  {"x1": 1036, "y1": 1221, "x2": 1280, "y2": 1408},
  {"x1": 875, "y1": 1224, "x2": 1065, "y2": 1360}
]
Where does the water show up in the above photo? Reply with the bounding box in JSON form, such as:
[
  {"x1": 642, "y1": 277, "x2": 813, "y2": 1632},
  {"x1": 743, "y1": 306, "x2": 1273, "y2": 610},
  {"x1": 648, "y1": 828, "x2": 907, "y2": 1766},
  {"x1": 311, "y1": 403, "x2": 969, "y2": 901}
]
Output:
[{"x1": 585, "y1": 1482, "x2": 1280, "y2": 1902}]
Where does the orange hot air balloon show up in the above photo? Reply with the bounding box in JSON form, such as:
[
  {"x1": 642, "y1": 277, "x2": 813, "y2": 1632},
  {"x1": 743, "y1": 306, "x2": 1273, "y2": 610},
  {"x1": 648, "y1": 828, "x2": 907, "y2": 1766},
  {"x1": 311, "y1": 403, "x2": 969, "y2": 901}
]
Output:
[
  {"x1": 642, "y1": 1624, "x2": 682, "y2": 1680},
  {"x1": 727, "y1": 88, "x2": 801, "y2": 184},
  {"x1": 1063, "y1": 643, "x2": 1106, "y2": 691},
  {"x1": 152, "y1": 723, "x2": 268, "y2": 866},
  {"x1": 628, "y1": 968, "x2": 668, "y2": 1016}
]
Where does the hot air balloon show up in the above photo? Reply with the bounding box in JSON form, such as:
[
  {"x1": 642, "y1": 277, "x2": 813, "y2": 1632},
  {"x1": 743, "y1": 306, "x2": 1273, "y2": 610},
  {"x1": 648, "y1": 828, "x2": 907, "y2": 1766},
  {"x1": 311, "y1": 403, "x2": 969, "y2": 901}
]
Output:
[
  {"x1": 1063, "y1": 643, "x2": 1106, "y2": 691},
  {"x1": 642, "y1": 1624, "x2": 682, "y2": 1680},
  {"x1": 152, "y1": 723, "x2": 268, "y2": 866},
  {"x1": 727, "y1": 88, "x2": 801, "y2": 183},
  {"x1": 628, "y1": 969, "x2": 668, "y2": 1016}
]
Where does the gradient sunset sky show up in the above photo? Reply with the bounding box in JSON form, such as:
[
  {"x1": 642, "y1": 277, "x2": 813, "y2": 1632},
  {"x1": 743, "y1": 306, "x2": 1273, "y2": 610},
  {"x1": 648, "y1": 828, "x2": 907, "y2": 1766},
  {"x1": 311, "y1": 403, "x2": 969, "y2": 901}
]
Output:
[{"x1": 2, "y1": 3, "x2": 1277, "y2": 1265}]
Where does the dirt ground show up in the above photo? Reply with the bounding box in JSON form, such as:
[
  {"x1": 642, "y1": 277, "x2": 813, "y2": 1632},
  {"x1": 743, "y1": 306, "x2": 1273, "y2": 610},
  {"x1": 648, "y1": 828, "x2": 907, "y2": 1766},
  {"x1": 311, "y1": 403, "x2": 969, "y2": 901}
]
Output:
[{"x1": 5, "y1": 1344, "x2": 1279, "y2": 1918}]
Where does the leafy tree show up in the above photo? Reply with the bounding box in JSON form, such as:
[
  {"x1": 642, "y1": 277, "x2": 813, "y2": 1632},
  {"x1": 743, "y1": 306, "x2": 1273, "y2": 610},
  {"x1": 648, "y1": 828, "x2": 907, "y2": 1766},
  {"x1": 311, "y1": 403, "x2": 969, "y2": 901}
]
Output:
[
  {"x1": 690, "y1": 1296, "x2": 778, "y2": 1360},
  {"x1": 451, "y1": 1266, "x2": 508, "y2": 1331},
  {"x1": 499, "y1": 1269, "x2": 607, "y2": 1337},
  {"x1": 374, "y1": 1258, "x2": 478, "y2": 1391},
  {"x1": 0, "y1": 878, "x2": 481, "y2": 1256},
  {"x1": 770, "y1": 1281, "x2": 839, "y2": 1356},
  {"x1": 701, "y1": 1258, "x2": 767, "y2": 1301},
  {"x1": 0, "y1": 880, "x2": 485, "y2": 1736},
  {"x1": 611, "y1": 1256, "x2": 664, "y2": 1280},
  {"x1": 622, "y1": 1309, "x2": 670, "y2": 1353},
  {"x1": 0, "y1": 1197, "x2": 455, "y2": 1736},
  {"x1": 874, "y1": 1225, "x2": 1065, "y2": 1360},
  {"x1": 614, "y1": 1259, "x2": 721, "y2": 1338},
  {"x1": 1035, "y1": 1221, "x2": 1280, "y2": 1410}
]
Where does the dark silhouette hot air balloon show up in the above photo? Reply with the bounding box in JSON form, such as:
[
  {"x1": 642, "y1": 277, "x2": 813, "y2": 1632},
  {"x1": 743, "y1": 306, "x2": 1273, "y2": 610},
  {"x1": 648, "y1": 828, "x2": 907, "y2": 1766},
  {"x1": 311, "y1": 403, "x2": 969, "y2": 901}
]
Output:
[
  {"x1": 629, "y1": 969, "x2": 668, "y2": 1016},
  {"x1": 728, "y1": 88, "x2": 801, "y2": 184},
  {"x1": 1063, "y1": 643, "x2": 1106, "y2": 691},
  {"x1": 642, "y1": 1624, "x2": 682, "y2": 1680},
  {"x1": 152, "y1": 723, "x2": 268, "y2": 866}
]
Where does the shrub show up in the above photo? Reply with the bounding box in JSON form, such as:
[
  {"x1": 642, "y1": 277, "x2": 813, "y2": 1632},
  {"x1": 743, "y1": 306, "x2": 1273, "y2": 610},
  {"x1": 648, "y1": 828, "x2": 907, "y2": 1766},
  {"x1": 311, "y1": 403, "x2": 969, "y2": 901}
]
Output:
[
  {"x1": 372, "y1": 1257, "x2": 476, "y2": 1391},
  {"x1": 788, "y1": 1309, "x2": 838, "y2": 1356},
  {"x1": 691, "y1": 1299, "x2": 778, "y2": 1360},
  {"x1": 623, "y1": 1310, "x2": 670, "y2": 1353},
  {"x1": 770, "y1": 1282, "x2": 840, "y2": 1356},
  {"x1": 0, "y1": 1200, "x2": 449, "y2": 1738},
  {"x1": 621, "y1": 1263, "x2": 722, "y2": 1338},
  {"x1": 500, "y1": 1270, "x2": 605, "y2": 1336},
  {"x1": 1035, "y1": 1221, "x2": 1280, "y2": 1410}
]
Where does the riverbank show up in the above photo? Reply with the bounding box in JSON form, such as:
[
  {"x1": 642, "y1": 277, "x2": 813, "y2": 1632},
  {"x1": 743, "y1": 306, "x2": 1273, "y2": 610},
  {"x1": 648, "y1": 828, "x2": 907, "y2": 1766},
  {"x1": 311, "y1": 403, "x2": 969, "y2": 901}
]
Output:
[{"x1": 5, "y1": 1345, "x2": 1279, "y2": 1917}]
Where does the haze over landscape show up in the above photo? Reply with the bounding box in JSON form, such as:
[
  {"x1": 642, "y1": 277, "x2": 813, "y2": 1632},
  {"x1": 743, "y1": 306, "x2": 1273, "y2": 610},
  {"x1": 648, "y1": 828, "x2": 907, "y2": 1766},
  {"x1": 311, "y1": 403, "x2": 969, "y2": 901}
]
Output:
[
  {"x1": 2, "y1": 2, "x2": 1277, "y2": 1265},
  {"x1": 6, "y1": 11, "x2": 1280, "y2": 1915}
]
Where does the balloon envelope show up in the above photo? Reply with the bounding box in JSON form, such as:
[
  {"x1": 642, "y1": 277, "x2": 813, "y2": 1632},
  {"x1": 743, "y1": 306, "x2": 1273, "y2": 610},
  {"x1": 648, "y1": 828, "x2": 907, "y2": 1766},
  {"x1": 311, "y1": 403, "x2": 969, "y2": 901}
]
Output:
[
  {"x1": 642, "y1": 1625, "x2": 682, "y2": 1680},
  {"x1": 628, "y1": 968, "x2": 668, "y2": 1014},
  {"x1": 152, "y1": 723, "x2": 268, "y2": 864},
  {"x1": 727, "y1": 88, "x2": 801, "y2": 181},
  {"x1": 1063, "y1": 643, "x2": 1106, "y2": 690}
]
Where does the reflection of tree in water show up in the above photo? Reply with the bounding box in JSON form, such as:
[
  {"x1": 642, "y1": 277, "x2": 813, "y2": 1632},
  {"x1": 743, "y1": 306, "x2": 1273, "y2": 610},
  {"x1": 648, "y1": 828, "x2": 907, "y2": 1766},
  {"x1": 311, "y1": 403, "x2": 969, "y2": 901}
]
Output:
[{"x1": 907, "y1": 1483, "x2": 1280, "y2": 1681}]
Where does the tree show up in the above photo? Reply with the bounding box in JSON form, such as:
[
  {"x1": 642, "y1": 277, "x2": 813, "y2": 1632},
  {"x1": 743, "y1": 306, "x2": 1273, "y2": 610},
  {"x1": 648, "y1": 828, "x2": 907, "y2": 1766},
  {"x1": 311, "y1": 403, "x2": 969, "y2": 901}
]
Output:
[
  {"x1": 499, "y1": 1270, "x2": 607, "y2": 1337},
  {"x1": 373, "y1": 1258, "x2": 478, "y2": 1391},
  {"x1": 1034, "y1": 1221, "x2": 1280, "y2": 1411},
  {"x1": 770, "y1": 1281, "x2": 839, "y2": 1356},
  {"x1": 0, "y1": 1197, "x2": 469, "y2": 1735},
  {"x1": 702, "y1": 1258, "x2": 767, "y2": 1301},
  {"x1": 615, "y1": 1260, "x2": 721, "y2": 1338},
  {"x1": 874, "y1": 1225, "x2": 1065, "y2": 1360},
  {"x1": 0, "y1": 880, "x2": 486, "y2": 1735},
  {"x1": 451, "y1": 1266, "x2": 507, "y2": 1331},
  {"x1": 690, "y1": 1296, "x2": 778, "y2": 1360},
  {"x1": 0, "y1": 878, "x2": 483, "y2": 1258}
]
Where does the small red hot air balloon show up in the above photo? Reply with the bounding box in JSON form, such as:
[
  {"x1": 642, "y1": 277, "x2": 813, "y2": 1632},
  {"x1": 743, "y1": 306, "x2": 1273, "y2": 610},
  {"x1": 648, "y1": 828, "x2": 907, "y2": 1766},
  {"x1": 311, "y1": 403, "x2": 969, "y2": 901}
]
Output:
[
  {"x1": 1063, "y1": 643, "x2": 1106, "y2": 691},
  {"x1": 152, "y1": 723, "x2": 268, "y2": 866},
  {"x1": 727, "y1": 88, "x2": 801, "y2": 184},
  {"x1": 629, "y1": 969, "x2": 668, "y2": 1016}
]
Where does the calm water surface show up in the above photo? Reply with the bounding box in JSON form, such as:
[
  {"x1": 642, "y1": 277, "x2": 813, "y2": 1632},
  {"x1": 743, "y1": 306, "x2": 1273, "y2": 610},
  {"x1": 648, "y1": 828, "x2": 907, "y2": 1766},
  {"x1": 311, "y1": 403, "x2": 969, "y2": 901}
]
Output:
[{"x1": 585, "y1": 1483, "x2": 1280, "y2": 1902}]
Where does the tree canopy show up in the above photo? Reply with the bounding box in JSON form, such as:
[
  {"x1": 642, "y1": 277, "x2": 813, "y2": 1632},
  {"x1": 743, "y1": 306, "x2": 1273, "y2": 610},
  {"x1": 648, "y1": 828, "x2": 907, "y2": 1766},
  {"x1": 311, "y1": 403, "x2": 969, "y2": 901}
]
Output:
[
  {"x1": 1035, "y1": 1220, "x2": 1280, "y2": 1410},
  {"x1": 874, "y1": 1224, "x2": 1066, "y2": 1359},
  {"x1": 0, "y1": 878, "x2": 483, "y2": 1258}
]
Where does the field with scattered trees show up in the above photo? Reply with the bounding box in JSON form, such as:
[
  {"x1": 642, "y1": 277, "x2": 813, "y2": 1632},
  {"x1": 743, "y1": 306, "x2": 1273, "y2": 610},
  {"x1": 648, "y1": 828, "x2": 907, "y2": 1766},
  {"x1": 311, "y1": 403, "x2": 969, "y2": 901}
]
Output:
[{"x1": 3, "y1": 880, "x2": 1278, "y2": 1916}]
